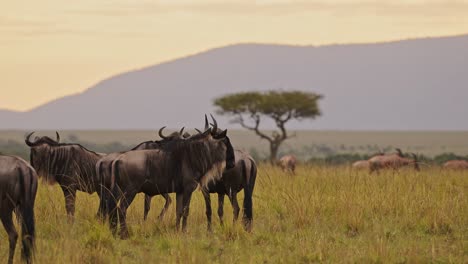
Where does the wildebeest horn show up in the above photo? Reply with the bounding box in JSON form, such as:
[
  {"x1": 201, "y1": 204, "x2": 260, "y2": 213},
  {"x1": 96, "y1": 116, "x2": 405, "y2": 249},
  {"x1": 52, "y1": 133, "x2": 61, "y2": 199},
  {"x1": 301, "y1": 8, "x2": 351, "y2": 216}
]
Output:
[
  {"x1": 204, "y1": 114, "x2": 209, "y2": 130},
  {"x1": 25, "y1": 131, "x2": 36, "y2": 147},
  {"x1": 56, "y1": 131, "x2": 60, "y2": 143},
  {"x1": 194, "y1": 128, "x2": 202, "y2": 134},
  {"x1": 158, "y1": 126, "x2": 168, "y2": 139},
  {"x1": 210, "y1": 114, "x2": 218, "y2": 133},
  {"x1": 179, "y1": 127, "x2": 185, "y2": 135}
]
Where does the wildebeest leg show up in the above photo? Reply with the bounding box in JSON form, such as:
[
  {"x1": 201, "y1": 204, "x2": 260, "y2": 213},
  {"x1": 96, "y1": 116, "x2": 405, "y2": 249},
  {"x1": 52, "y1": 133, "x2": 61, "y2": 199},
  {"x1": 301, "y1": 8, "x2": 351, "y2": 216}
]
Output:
[
  {"x1": 175, "y1": 192, "x2": 183, "y2": 231},
  {"x1": 217, "y1": 193, "x2": 225, "y2": 226},
  {"x1": 143, "y1": 194, "x2": 152, "y2": 221},
  {"x1": 158, "y1": 194, "x2": 172, "y2": 221},
  {"x1": 108, "y1": 186, "x2": 121, "y2": 236},
  {"x1": 1, "y1": 210, "x2": 18, "y2": 264},
  {"x1": 61, "y1": 186, "x2": 76, "y2": 219},
  {"x1": 96, "y1": 191, "x2": 107, "y2": 221},
  {"x1": 202, "y1": 190, "x2": 212, "y2": 231},
  {"x1": 228, "y1": 191, "x2": 240, "y2": 223},
  {"x1": 119, "y1": 191, "x2": 137, "y2": 239},
  {"x1": 181, "y1": 191, "x2": 194, "y2": 232}
]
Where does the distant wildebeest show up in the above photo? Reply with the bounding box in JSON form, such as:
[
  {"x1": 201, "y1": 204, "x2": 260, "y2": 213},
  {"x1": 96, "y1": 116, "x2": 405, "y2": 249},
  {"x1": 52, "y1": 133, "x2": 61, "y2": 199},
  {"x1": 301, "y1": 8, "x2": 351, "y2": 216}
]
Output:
[
  {"x1": 96, "y1": 127, "x2": 187, "y2": 220},
  {"x1": 0, "y1": 155, "x2": 37, "y2": 264},
  {"x1": 352, "y1": 160, "x2": 370, "y2": 169},
  {"x1": 25, "y1": 132, "x2": 106, "y2": 217},
  {"x1": 443, "y1": 160, "x2": 468, "y2": 170},
  {"x1": 144, "y1": 117, "x2": 257, "y2": 232},
  {"x1": 107, "y1": 119, "x2": 235, "y2": 238},
  {"x1": 279, "y1": 154, "x2": 297, "y2": 174},
  {"x1": 368, "y1": 152, "x2": 420, "y2": 173}
]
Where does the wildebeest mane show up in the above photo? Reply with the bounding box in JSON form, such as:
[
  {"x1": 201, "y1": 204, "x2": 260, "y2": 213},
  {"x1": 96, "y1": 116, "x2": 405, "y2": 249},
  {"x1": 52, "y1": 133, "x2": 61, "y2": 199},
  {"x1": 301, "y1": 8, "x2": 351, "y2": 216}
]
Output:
[
  {"x1": 142, "y1": 135, "x2": 226, "y2": 188},
  {"x1": 173, "y1": 136, "x2": 226, "y2": 186}
]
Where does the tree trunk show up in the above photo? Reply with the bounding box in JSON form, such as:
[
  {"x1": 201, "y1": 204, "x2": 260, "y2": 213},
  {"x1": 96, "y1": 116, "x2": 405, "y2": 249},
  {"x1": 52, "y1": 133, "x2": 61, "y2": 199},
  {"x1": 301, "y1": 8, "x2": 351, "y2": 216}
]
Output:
[{"x1": 269, "y1": 142, "x2": 280, "y2": 164}]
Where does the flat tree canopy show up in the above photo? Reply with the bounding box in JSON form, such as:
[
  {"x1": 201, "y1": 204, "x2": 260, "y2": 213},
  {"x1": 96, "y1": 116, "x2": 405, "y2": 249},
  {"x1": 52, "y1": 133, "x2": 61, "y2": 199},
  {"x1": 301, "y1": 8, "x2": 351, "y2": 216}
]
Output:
[{"x1": 214, "y1": 90, "x2": 322, "y2": 162}]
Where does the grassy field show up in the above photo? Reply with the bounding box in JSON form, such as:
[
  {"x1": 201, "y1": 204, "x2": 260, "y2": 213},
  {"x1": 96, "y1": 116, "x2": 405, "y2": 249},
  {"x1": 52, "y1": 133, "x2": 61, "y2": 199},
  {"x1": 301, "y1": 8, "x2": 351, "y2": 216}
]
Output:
[
  {"x1": 0, "y1": 164, "x2": 466, "y2": 263},
  {"x1": 1, "y1": 130, "x2": 468, "y2": 161}
]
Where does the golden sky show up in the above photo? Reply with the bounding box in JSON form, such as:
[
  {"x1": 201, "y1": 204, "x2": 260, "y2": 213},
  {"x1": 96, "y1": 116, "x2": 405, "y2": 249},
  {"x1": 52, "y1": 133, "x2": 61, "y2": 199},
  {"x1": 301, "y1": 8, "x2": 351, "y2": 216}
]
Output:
[{"x1": 1, "y1": 0, "x2": 468, "y2": 111}]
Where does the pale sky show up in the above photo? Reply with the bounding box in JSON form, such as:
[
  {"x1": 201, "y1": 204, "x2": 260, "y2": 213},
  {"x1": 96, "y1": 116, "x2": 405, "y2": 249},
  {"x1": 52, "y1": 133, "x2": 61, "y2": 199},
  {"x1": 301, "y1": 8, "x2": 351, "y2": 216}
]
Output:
[{"x1": 1, "y1": 0, "x2": 468, "y2": 111}]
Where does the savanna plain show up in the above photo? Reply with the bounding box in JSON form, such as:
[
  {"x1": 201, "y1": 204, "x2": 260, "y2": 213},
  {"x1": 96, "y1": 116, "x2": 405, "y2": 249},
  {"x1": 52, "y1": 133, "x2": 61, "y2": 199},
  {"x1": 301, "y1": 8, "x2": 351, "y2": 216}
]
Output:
[{"x1": 0, "y1": 164, "x2": 466, "y2": 263}]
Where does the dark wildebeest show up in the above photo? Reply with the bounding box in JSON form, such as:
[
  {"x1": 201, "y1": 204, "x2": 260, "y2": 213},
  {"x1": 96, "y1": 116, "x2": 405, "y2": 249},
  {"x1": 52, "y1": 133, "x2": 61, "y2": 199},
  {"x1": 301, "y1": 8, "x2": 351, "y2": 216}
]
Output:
[
  {"x1": 0, "y1": 155, "x2": 37, "y2": 264},
  {"x1": 144, "y1": 117, "x2": 257, "y2": 232},
  {"x1": 96, "y1": 127, "x2": 186, "y2": 220},
  {"x1": 201, "y1": 149, "x2": 257, "y2": 232},
  {"x1": 279, "y1": 154, "x2": 297, "y2": 174},
  {"x1": 107, "y1": 122, "x2": 235, "y2": 238},
  {"x1": 443, "y1": 160, "x2": 468, "y2": 170},
  {"x1": 25, "y1": 132, "x2": 105, "y2": 217},
  {"x1": 368, "y1": 152, "x2": 420, "y2": 173}
]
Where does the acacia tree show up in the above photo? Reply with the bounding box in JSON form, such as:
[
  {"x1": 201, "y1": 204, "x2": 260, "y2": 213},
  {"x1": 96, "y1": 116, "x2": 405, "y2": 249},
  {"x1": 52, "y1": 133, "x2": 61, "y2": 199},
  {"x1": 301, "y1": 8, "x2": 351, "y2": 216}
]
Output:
[{"x1": 214, "y1": 91, "x2": 322, "y2": 163}]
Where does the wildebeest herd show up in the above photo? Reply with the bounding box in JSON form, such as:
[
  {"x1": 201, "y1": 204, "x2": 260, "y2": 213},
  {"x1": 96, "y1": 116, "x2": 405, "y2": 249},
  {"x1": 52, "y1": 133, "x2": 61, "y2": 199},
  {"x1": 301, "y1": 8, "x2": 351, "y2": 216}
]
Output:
[
  {"x1": 0, "y1": 115, "x2": 257, "y2": 263},
  {"x1": 1, "y1": 116, "x2": 467, "y2": 263}
]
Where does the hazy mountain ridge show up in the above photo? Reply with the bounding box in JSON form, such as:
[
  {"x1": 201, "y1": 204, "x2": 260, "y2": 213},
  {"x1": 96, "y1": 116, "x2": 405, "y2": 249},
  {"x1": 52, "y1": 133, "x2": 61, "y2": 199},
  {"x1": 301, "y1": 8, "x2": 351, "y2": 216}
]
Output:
[{"x1": 2, "y1": 34, "x2": 468, "y2": 130}]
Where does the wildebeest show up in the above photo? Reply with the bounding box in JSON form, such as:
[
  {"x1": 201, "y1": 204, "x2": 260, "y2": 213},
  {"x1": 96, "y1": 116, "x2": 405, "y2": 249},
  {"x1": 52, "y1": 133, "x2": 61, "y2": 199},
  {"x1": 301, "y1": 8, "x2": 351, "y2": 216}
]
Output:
[
  {"x1": 352, "y1": 160, "x2": 370, "y2": 169},
  {"x1": 443, "y1": 160, "x2": 468, "y2": 170},
  {"x1": 0, "y1": 155, "x2": 37, "y2": 264},
  {"x1": 107, "y1": 120, "x2": 235, "y2": 238},
  {"x1": 144, "y1": 118, "x2": 257, "y2": 232},
  {"x1": 25, "y1": 132, "x2": 105, "y2": 217},
  {"x1": 368, "y1": 152, "x2": 420, "y2": 173},
  {"x1": 279, "y1": 154, "x2": 297, "y2": 174},
  {"x1": 352, "y1": 150, "x2": 386, "y2": 170},
  {"x1": 96, "y1": 127, "x2": 186, "y2": 220},
  {"x1": 201, "y1": 149, "x2": 257, "y2": 231}
]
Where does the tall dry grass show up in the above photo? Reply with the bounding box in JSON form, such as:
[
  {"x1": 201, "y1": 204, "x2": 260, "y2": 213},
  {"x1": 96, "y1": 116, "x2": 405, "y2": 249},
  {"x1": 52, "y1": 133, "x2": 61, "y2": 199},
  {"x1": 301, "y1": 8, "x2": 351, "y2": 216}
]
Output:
[{"x1": 1, "y1": 165, "x2": 466, "y2": 263}]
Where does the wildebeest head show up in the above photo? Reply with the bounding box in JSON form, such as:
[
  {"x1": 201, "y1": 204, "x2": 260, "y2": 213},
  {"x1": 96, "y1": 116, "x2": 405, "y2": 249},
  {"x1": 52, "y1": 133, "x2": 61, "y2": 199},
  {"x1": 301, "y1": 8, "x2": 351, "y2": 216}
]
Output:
[
  {"x1": 25, "y1": 131, "x2": 61, "y2": 182},
  {"x1": 395, "y1": 148, "x2": 404, "y2": 157},
  {"x1": 181, "y1": 126, "x2": 234, "y2": 187},
  {"x1": 206, "y1": 114, "x2": 235, "y2": 170},
  {"x1": 158, "y1": 126, "x2": 186, "y2": 141},
  {"x1": 131, "y1": 127, "x2": 187, "y2": 150},
  {"x1": 25, "y1": 131, "x2": 60, "y2": 147},
  {"x1": 25, "y1": 131, "x2": 103, "y2": 187}
]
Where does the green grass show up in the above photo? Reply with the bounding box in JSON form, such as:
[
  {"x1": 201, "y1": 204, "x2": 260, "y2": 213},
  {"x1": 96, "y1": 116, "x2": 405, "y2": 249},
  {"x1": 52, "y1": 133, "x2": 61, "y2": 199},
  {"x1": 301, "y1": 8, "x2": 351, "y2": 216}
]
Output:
[{"x1": 1, "y1": 165, "x2": 466, "y2": 263}]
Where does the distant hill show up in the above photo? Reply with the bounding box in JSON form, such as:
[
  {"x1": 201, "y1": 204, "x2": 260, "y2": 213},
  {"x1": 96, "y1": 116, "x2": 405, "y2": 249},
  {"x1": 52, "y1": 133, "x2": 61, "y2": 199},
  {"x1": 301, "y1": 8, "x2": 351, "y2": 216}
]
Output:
[{"x1": 2, "y1": 34, "x2": 468, "y2": 130}]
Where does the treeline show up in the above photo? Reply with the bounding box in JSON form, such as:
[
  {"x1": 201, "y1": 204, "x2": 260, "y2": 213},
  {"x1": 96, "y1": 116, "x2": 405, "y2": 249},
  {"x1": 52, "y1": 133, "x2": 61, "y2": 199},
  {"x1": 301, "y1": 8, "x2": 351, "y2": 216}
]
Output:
[{"x1": 1, "y1": 139, "x2": 467, "y2": 166}]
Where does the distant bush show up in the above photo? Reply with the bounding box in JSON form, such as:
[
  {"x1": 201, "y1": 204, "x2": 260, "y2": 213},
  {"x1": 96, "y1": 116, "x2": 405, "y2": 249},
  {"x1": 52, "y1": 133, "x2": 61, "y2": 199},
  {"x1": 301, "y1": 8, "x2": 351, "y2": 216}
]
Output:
[
  {"x1": 0, "y1": 138, "x2": 467, "y2": 167},
  {"x1": 433, "y1": 153, "x2": 468, "y2": 165},
  {"x1": 249, "y1": 147, "x2": 262, "y2": 162},
  {"x1": 0, "y1": 140, "x2": 29, "y2": 159}
]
